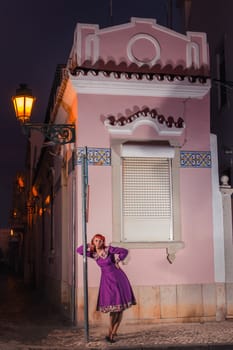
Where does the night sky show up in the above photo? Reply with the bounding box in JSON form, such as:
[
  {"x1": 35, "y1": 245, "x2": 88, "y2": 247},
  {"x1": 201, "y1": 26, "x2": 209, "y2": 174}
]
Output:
[{"x1": 0, "y1": 0, "x2": 182, "y2": 228}]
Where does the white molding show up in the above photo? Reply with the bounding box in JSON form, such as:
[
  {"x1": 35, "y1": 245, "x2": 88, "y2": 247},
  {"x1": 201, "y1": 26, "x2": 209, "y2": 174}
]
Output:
[
  {"x1": 111, "y1": 144, "x2": 184, "y2": 263},
  {"x1": 111, "y1": 241, "x2": 185, "y2": 263},
  {"x1": 186, "y1": 31, "x2": 208, "y2": 66},
  {"x1": 76, "y1": 17, "x2": 190, "y2": 41},
  {"x1": 71, "y1": 18, "x2": 209, "y2": 70},
  {"x1": 211, "y1": 134, "x2": 225, "y2": 283},
  {"x1": 122, "y1": 143, "x2": 175, "y2": 158},
  {"x1": 85, "y1": 34, "x2": 100, "y2": 63},
  {"x1": 186, "y1": 42, "x2": 200, "y2": 68},
  {"x1": 104, "y1": 116, "x2": 185, "y2": 136},
  {"x1": 73, "y1": 23, "x2": 99, "y2": 65},
  {"x1": 127, "y1": 33, "x2": 161, "y2": 67},
  {"x1": 130, "y1": 17, "x2": 189, "y2": 41},
  {"x1": 130, "y1": 17, "x2": 158, "y2": 26},
  {"x1": 70, "y1": 74, "x2": 210, "y2": 99}
]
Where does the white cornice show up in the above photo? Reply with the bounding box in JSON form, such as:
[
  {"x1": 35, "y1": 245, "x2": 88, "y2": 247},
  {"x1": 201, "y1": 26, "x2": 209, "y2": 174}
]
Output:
[{"x1": 70, "y1": 74, "x2": 210, "y2": 99}]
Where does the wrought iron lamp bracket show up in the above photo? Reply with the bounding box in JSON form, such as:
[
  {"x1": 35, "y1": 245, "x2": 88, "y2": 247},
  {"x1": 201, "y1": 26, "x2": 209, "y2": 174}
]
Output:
[{"x1": 22, "y1": 123, "x2": 75, "y2": 145}]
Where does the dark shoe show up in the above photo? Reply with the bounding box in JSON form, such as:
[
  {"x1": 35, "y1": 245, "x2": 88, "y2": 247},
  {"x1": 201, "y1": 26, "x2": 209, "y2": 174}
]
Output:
[{"x1": 105, "y1": 335, "x2": 116, "y2": 343}]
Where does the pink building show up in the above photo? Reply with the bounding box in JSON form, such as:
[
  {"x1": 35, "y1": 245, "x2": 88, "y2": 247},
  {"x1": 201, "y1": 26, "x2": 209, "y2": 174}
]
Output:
[{"x1": 37, "y1": 17, "x2": 227, "y2": 324}]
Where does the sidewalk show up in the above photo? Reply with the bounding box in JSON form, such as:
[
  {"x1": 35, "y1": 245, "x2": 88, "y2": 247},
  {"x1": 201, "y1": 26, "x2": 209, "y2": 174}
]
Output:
[
  {"x1": 1, "y1": 266, "x2": 233, "y2": 349},
  {"x1": 1, "y1": 320, "x2": 233, "y2": 350},
  {"x1": 41, "y1": 321, "x2": 233, "y2": 349}
]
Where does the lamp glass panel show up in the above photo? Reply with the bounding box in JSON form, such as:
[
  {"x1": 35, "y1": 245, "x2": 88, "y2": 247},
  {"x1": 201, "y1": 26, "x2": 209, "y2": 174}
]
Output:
[
  {"x1": 13, "y1": 95, "x2": 34, "y2": 122},
  {"x1": 25, "y1": 96, "x2": 34, "y2": 117},
  {"x1": 14, "y1": 96, "x2": 25, "y2": 117}
]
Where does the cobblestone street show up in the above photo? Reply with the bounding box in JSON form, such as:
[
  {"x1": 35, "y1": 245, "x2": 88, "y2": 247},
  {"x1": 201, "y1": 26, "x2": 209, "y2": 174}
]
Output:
[{"x1": 1, "y1": 265, "x2": 233, "y2": 350}]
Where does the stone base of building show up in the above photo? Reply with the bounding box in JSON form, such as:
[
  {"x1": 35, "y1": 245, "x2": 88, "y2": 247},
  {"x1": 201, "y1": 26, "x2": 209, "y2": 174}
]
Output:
[{"x1": 76, "y1": 282, "x2": 233, "y2": 325}]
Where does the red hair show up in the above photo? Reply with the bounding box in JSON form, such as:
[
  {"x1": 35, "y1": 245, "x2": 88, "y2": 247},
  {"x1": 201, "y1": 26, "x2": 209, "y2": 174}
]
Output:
[{"x1": 90, "y1": 234, "x2": 106, "y2": 252}]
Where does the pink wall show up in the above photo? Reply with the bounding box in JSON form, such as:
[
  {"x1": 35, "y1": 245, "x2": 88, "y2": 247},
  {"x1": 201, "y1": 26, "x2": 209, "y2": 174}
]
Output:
[
  {"x1": 74, "y1": 18, "x2": 213, "y2": 288},
  {"x1": 75, "y1": 92, "x2": 214, "y2": 287},
  {"x1": 77, "y1": 94, "x2": 192, "y2": 146},
  {"x1": 182, "y1": 95, "x2": 211, "y2": 150}
]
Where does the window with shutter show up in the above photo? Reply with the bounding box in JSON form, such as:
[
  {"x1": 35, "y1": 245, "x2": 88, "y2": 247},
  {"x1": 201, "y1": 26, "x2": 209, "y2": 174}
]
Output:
[
  {"x1": 111, "y1": 142, "x2": 183, "y2": 258},
  {"x1": 122, "y1": 157, "x2": 173, "y2": 241}
]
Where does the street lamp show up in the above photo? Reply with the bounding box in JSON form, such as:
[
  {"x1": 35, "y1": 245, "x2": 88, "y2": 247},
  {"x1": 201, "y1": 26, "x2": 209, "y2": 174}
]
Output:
[{"x1": 12, "y1": 84, "x2": 75, "y2": 145}]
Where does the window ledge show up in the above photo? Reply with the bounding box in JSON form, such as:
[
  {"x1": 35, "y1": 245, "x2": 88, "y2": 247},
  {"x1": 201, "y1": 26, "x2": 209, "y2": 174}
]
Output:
[{"x1": 111, "y1": 241, "x2": 184, "y2": 264}]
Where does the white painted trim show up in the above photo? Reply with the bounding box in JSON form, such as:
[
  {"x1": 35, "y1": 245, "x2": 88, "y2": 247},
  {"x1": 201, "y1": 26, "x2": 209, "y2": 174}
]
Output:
[
  {"x1": 85, "y1": 34, "x2": 100, "y2": 63},
  {"x1": 76, "y1": 24, "x2": 82, "y2": 65},
  {"x1": 111, "y1": 145, "x2": 183, "y2": 261},
  {"x1": 104, "y1": 116, "x2": 185, "y2": 136},
  {"x1": 130, "y1": 17, "x2": 158, "y2": 26},
  {"x1": 186, "y1": 31, "x2": 209, "y2": 66},
  {"x1": 74, "y1": 23, "x2": 99, "y2": 64},
  {"x1": 130, "y1": 17, "x2": 189, "y2": 41},
  {"x1": 186, "y1": 42, "x2": 200, "y2": 68},
  {"x1": 127, "y1": 33, "x2": 161, "y2": 66},
  {"x1": 211, "y1": 133, "x2": 225, "y2": 283},
  {"x1": 70, "y1": 74, "x2": 210, "y2": 99},
  {"x1": 122, "y1": 144, "x2": 175, "y2": 158},
  {"x1": 76, "y1": 23, "x2": 100, "y2": 31},
  {"x1": 71, "y1": 19, "x2": 209, "y2": 71},
  {"x1": 186, "y1": 31, "x2": 207, "y2": 44},
  {"x1": 76, "y1": 17, "x2": 191, "y2": 41},
  {"x1": 93, "y1": 20, "x2": 135, "y2": 34}
]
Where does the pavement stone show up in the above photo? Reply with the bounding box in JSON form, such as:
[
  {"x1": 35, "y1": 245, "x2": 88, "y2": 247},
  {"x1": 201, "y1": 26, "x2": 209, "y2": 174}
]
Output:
[
  {"x1": 1, "y1": 266, "x2": 233, "y2": 350},
  {"x1": 1, "y1": 321, "x2": 233, "y2": 350}
]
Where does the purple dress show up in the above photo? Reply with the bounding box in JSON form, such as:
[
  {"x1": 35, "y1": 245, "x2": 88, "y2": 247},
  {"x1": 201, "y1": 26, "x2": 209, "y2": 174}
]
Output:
[{"x1": 76, "y1": 245, "x2": 136, "y2": 313}]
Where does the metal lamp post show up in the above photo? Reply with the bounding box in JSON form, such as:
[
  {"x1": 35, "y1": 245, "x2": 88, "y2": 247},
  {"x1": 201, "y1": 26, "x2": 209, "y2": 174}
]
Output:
[{"x1": 12, "y1": 83, "x2": 75, "y2": 145}]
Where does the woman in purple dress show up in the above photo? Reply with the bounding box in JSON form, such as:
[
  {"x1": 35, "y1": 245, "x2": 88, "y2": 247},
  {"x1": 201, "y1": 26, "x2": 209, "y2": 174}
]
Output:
[{"x1": 76, "y1": 233, "x2": 136, "y2": 343}]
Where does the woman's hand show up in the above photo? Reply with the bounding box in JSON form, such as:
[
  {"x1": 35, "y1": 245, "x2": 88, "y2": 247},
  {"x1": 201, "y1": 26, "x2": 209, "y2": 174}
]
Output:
[{"x1": 115, "y1": 257, "x2": 121, "y2": 269}]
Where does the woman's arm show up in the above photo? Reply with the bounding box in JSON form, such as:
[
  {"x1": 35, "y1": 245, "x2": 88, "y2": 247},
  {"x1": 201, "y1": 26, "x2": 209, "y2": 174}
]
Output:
[
  {"x1": 109, "y1": 246, "x2": 128, "y2": 261},
  {"x1": 76, "y1": 244, "x2": 92, "y2": 257}
]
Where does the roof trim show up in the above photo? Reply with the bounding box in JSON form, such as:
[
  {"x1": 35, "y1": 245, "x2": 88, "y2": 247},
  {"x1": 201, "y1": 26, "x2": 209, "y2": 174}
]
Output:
[
  {"x1": 69, "y1": 65, "x2": 210, "y2": 98},
  {"x1": 69, "y1": 68, "x2": 210, "y2": 98}
]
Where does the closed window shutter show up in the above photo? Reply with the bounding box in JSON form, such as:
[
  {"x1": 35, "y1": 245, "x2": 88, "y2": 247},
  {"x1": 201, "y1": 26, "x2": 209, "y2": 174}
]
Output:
[{"x1": 122, "y1": 157, "x2": 173, "y2": 241}]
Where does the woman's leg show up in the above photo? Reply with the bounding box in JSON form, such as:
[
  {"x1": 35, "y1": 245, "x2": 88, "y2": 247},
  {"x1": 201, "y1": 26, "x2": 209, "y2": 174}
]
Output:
[
  {"x1": 106, "y1": 311, "x2": 124, "y2": 342},
  {"x1": 108, "y1": 312, "x2": 118, "y2": 337},
  {"x1": 112, "y1": 311, "x2": 123, "y2": 337}
]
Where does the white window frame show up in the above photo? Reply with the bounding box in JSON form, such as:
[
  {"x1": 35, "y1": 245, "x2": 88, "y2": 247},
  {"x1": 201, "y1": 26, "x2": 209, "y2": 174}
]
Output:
[{"x1": 111, "y1": 142, "x2": 184, "y2": 262}]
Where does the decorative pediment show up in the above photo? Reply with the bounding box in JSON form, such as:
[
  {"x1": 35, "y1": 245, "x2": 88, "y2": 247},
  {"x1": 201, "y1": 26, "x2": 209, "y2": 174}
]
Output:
[
  {"x1": 69, "y1": 17, "x2": 209, "y2": 73},
  {"x1": 68, "y1": 17, "x2": 210, "y2": 99},
  {"x1": 104, "y1": 108, "x2": 185, "y2": 137}
]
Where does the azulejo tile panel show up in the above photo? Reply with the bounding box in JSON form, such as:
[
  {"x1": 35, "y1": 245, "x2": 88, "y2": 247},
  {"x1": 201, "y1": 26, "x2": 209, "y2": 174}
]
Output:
[
  {"x1": 76, "y1": 147, "x2": 111, "y2": 166},
  {"x1": 75, "y1": 148, "x2": 211, "y2": 168},
  {"x1": 180, "y1": 151, "x2": 211, "y2": 168}
]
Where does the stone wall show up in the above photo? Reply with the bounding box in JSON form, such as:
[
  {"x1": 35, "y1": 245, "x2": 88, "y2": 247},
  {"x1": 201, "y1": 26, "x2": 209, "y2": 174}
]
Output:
[{"x1": 76, "y1": 283, "x2": 229, "y2": 325}]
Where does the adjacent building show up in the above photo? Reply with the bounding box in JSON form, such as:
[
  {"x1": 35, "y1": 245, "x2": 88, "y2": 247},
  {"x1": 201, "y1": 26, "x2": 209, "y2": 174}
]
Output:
[{"x1": 187, "y1": 0, "x2": 233, "y2": 181}]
